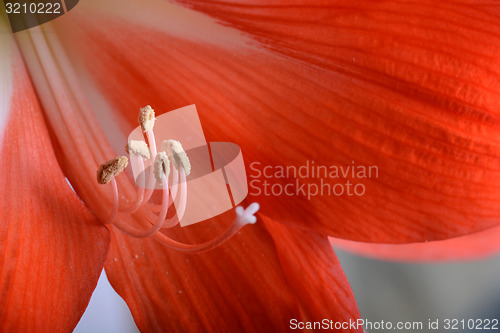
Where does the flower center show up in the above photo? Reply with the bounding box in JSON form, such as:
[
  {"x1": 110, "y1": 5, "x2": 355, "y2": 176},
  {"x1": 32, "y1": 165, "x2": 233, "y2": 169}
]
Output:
[{"x1": 96, "y1": 105, "x2": 259, "y2": 253}]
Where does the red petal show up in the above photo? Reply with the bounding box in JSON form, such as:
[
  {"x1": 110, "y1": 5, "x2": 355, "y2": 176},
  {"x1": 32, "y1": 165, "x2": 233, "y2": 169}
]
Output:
[
  {"x1": 52, "y1": 1, "x2": 500, "y2": 243},
  {"x1": 331, "y1": 226, "x2": 500, "y2": 262},
  {"x1": 12, "y1": 18, "x2": 361, "y2": 330},
  {"x1": 262, "y1": 215, "x2": 361, "y2": 329},
  {"x1": 0, "y1": 45, "x2": 110, "y2": 331},
  {"x1": 104, "y1": 209, "x2": 361, "y2": 332}
]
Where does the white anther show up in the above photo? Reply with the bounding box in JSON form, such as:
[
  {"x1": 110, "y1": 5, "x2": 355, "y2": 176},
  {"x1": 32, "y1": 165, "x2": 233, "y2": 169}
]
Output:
[
  {"x1": 126, "y1": 140, "x2": 151, "y2": 159},
  {"x1": 161, "y1": 139, "x2": 191, "y2": 175},
  {"x1": 154, "y1": 151, "x2": 170, "y2": 185},
  {"x1": 138, "y1": 105, "x2": 155, "y2": 133},
  {"x1": 236, "y1": 202, "x2": 260, "y2": 224}
]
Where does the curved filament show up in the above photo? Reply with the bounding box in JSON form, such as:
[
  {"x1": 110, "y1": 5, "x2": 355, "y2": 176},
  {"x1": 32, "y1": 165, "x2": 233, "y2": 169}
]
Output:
[
  {"x1": 103, "y1": 177, "x2": 119, "y2": 225},
  {"x1": 120, "y1": 155, "x2": 145, "y2": 214},
  {"x1": 163, "y1": 169, "x2": 187, "y2": 228},
  {"x1": 154, "y1": 213, "x2": 255, "y2": 253},
  {"x1": 112, "y1": 177, "x2": 170, "y2": 238},
  {"x1": 142, "y1": 130, "x2": 158, "y2": 204}
]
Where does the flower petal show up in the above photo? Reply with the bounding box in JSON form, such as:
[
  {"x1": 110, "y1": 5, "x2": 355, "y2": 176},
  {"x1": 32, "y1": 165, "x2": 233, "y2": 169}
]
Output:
[
  {"x1": 104, "y1": 209, "x2": 361, "y2": 332},
  {"x1": 12, "y1": 18, "x2": 360, "y2": 330},
  {"x1": 52, "y1": 1, "x2": 500, "y2": 243},
  {"x1": 331, "y1": 226, "x2": 500, "y2": 262},
  {"x1": 0, "y1": 39, "x2": 110, "y2": 331},
  {"x1": 262, "y1": 215, "x2": 361, "y2": 328}
]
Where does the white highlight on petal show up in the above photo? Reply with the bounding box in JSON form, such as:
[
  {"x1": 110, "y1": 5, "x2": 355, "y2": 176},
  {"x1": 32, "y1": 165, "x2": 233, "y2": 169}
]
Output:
[{"x1": 82, "y1": 0, "x2": 254, "y2": 49}]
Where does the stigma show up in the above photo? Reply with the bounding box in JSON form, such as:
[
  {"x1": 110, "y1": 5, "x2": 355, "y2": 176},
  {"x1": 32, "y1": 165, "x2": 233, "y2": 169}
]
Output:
[{"x1": 96, "y1": 105, "x2": 259, "y2": 253}]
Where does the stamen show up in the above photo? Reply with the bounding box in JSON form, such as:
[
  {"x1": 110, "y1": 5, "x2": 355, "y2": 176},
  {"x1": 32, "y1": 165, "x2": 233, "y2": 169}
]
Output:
[
  {"x1": 161, "y1": 139, "x2": 191, "y2": 175},
  {"x1": 154, "y1": 151, "x2": 170, "y2": 185},
  {"x1": 96, "y1": 106, "x2": 258, "y2": 253},
  {"x1": 120, "y1": 155, "x2": 145, "y2": 214},
  {"x1": 138, "y1": 105, "x2": 155, "y2": 133},
  {"x1": 112, "y1": 176, "x2": 171, "y2": 238},
  {"x1": 170, "y1": 166, "x2": 179, "y2": 201},
  {"x1": 121, "y1": 141, "x2": 149, "y2": 213},
  {"x1": 162, "y1": 169, "x2": 187, "y2": 228},
  {"x1": 132, "y1": 108, "x2": 158, "y2": 207},
  {"x1": 150, "y1": 164, "x2": 179, "y2": 215},
  {"x1": 103, "y1": 176, "x2": 119, "y2": 224},
  {"x1": 126, "y1": 140, "x2": 150, "y2": 159},
  {"x1": 153, "y1": 203, "x2": 260, "y2": 253},
  {"x1": 140, "y1": 130, "x2": 159, "y2": 203},
  {"x1": 96, "y1": 156, "x2": 128, "y2": 185}
]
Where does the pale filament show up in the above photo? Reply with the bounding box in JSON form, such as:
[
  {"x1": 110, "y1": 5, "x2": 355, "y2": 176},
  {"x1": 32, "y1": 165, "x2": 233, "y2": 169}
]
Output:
[
  {"x1": 119, "y1": 155, "x2": 145, "y2": 214},
  {"x1": 151, "y1": 165, "x2": 179, "y2": 208},
  {"x1": 101, "y1": 158, "x2": 259, "y2": 252},
  {"x1": 141, "y1": 130, "x2": 158, "y2": 205},
  {"x1": 104, "y1": 177, "x2": 119, "y2": 225},
  {"x1": 111, "y1": 175, "x2": 170, "y2": 238},
  {"x1": 162, "y1": 169, "x2": 187, "y2": 228},
  {"x1": 150, "y1": 160, "x2": 184, "y2": 223},
  {"x1": 170, "y1": 166, "x2": 179, "y2": 202}
]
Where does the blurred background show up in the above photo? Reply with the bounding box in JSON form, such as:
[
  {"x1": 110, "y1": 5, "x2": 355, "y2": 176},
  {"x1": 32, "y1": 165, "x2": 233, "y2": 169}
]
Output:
[
  {"x1": 74, "y1": 249, "x2": 500, "y2": 333},
  {"x1": 336, "y1": 250, "x2": 500, "y2": 333}
]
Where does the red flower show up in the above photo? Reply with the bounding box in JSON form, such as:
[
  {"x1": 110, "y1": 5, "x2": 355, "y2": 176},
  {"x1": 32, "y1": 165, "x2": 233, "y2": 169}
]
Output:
[{"x1": 1, "y1": 0, "x2": 499, "y2": 332}]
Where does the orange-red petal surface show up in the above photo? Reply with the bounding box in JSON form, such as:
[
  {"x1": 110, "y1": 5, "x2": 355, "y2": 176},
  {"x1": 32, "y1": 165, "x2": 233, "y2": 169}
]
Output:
[
  {"x1": 105, "y1": 209, "x2": 361, "y2": 332},
  {"x1": 262, "y1": 215, "x2": 361, "y2": 329},
  {"x1": 9, "y1": 11, "x2": 362, "y2": 330},
  {"x1": 0, "y1": 43, "x2": 110, "y2": 331},
  {"x1": 52, "y1": 1, "x2": 500, "y2": 243}
]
